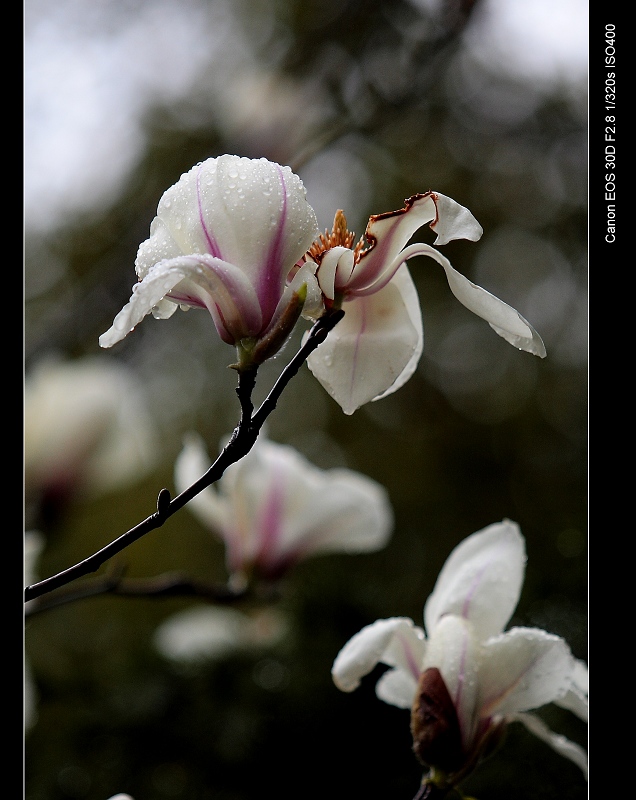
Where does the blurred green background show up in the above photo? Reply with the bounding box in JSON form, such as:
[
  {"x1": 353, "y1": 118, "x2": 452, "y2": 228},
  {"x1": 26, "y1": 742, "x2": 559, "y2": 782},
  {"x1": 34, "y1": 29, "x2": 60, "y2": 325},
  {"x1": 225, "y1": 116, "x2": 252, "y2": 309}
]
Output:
[{"x1": 24, "y1": 0, "x2": 588, "y2": 798}]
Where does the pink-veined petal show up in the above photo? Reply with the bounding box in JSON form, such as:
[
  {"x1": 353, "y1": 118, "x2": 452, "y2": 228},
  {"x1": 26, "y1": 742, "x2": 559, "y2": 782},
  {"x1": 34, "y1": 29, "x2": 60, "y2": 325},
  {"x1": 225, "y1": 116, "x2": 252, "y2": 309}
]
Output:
[
  {"x1": 398, "y1": 242, "x2": 546, "y2": 357},
  {"x1": 347, "y1": 193, "x2": 482, "y2": 293},
  {"x1": 509, "y1": 712, "x2": 587, "y2": 779},
  {"x1": 101, "y1": 253, "x2": 265, "y2": 348},
  {"x1": 422, "y1": 615, "x2": 481, "y2": 749},
  {"x1": 477, "y1": 627, "x2": 574, "y2": 718},
  {"x1": 424, "y1": 520, "x2": 526, "y2": 640},
  {"x1": 306, "y1": 266, "x2": 422, "y2": 415},
  {"x1": 332, "y1": 617, "x2": 425, "y2": 695}
]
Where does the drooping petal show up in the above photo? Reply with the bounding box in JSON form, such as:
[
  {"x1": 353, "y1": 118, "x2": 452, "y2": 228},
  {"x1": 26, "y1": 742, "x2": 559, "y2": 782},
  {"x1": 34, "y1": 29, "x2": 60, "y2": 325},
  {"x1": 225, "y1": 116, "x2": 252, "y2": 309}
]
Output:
[
  {"x1": 510, "y1": 712, "x2": 588, "y2": 779},
  {"x1": 422, "y1": 615, "x2": 481, "y2": 749},
  {"x1": 306, "y1": 265, "x2": 422, "y2": 415},
  {"x1": 477, "y1": 627, "x2": 574, "y2": 718},
  {"x1": 424, "y1": 520, "x2": 526, "y2": 640},
  {"x1": 346, "y1": 193, "x2": 482, "y2": 293},
  {"x1": 397, "y1": 242, "x2": 546, "y2": 357},
  {"x1": 332, "y1": 617, "x2": 424, "y2": 695}
]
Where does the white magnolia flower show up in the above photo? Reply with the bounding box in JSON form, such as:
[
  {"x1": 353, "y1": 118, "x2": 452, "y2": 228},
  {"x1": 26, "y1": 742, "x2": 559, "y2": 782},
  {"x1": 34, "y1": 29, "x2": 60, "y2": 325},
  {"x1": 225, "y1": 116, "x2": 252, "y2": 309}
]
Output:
[
  {"x1": 332, "y1": 520, "x2": 587, "y2": 782},
  {"x1": 100, "y1": 155, "x2": 323, "y2": 367},
  {"x1": 302, "y1": 197, "x2": 546, "y2": 414},
  {"x1": 24, "y1": 356, "x2": 158, "y2": 503},
  {"x1": 174, "y1": 432, "x2": 393, "y2": 581}
]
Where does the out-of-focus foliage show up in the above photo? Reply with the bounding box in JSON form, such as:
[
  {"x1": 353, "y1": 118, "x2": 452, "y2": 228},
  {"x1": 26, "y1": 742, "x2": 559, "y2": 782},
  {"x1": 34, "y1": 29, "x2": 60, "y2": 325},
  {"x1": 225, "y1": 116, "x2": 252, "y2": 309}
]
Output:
[{"x1": 24, "y1": 0, "x2": 587, "y2": 798}]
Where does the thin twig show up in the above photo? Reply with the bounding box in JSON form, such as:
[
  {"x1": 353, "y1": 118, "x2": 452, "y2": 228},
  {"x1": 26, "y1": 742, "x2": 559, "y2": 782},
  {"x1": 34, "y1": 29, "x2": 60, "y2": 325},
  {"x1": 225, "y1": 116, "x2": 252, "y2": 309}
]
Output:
[{"x1": 24, "y1": 310, "x2": 344, "y2": 604}]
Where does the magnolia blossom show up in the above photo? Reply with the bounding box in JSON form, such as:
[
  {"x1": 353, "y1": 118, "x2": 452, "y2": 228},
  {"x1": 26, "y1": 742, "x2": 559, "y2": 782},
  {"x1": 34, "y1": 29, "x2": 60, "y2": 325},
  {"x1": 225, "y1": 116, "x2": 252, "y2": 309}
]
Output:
[
  {"x1": 332, "y1": 520, "x2": 587, "y2": 783},
  {"x1": 174, "y1": 431, "x2": 393, "y2": 582},
  {"x1": 302, "y1": 196, "x2": 546, "y2": 414},
  {"x1": 24, "y1": 356, "x2": 158, "y2": 505},
  {"x1": 100, "y1": 155, "x2": 323, "y2": 367}
]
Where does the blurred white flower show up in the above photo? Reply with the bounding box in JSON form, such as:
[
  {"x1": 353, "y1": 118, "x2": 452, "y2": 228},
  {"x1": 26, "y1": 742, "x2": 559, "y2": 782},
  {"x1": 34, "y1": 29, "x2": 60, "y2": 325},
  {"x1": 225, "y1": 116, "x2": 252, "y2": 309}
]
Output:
[
  {"x1": 302, "y1": 197, "x2": 545, "y2": 415},
  {"x1": 332, "y1": 520, "x2": 587, "y2": 782},
  {"x1": 154, "y1": 605, "x2": 288, "y2": 664},
  {"x1": 175, "y1": 431, "x2": 393, "y2": 582},
  {"x1": 100, "y1": 155, "x2": 323, "y2": 368},
  {"x1": 24, "y1": 356, "x2": 159, "y2": 506}
]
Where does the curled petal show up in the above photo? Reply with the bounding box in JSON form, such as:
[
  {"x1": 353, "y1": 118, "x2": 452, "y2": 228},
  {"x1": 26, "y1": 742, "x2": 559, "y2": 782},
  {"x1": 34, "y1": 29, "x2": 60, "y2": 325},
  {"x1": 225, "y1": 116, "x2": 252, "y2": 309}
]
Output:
[
  {"x1": 99, "y1": 263, "x2": 188, "y2": 348},
  {"x1": 306, "y1": 265, "x2": 422, "y2": 415},
  {"x1": 348, "y1": 193, "x2": 482, "y2": 293},
  {"x1": 332, "y1": 617, "x2": 425, "y2": 696},
  {"x1": 399, "y1": 243, "x2": 546, "y2": 357},
  {"x1": 477, "y1": 627, "x2": 574, "y2": 718},
  {"x1": 510, "y1": 712, "x2": 588, "y2": 779},
  {"x1": 424, "y1": 520, "x2": 526, "y2": 640}
]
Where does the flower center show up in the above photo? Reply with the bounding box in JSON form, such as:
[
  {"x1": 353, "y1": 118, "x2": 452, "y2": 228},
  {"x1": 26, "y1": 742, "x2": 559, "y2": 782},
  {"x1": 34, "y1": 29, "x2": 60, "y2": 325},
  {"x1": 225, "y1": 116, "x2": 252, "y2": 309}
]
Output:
[{"x1": 306, "y1": 209, "x2": 365, "y2": 264}]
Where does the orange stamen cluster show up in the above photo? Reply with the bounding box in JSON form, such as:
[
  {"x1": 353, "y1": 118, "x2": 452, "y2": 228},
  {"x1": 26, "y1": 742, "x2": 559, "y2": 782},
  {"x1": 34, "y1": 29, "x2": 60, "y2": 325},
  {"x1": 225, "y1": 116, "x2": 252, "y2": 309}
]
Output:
[{"x1": 306, "y1": 210, "x2": 366, "y2": 264}]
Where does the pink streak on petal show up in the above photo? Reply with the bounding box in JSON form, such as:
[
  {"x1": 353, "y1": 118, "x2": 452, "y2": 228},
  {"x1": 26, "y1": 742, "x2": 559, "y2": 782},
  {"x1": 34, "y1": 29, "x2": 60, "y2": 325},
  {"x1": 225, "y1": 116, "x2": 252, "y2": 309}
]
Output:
[
  {"x1": 398, "y1": 632, "x2": 423, "y2": 681},
  {"x1": 196, "y1": 164, "x2": 224, "y2": 259},
  {"x1": 257, "y1": 164, "x2": 288, "y2": 325},
  {"x1": 255, "y1": 464, "x2": 286, "y2": 570},
  {"x1": 461, "y1": 563, "x2": 489, "y2": 620}
]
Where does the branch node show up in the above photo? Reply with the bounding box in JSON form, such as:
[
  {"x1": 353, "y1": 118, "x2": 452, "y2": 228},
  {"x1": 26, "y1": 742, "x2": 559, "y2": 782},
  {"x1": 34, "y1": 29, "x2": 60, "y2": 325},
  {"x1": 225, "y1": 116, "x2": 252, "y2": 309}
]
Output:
[{"x1": 157, "y1": 488, "x2": 171, "y2": 516}]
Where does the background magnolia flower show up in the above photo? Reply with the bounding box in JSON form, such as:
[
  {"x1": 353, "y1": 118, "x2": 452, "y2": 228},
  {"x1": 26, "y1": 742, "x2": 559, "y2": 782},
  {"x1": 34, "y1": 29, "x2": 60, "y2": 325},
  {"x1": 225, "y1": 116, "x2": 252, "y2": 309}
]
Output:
[
  {"x1": 174, "y1": 431, "x2": 393, "y2": 582},
  {"x1": 100, "y1": 155, "x2": 323, "y2": 367},
  {"x1": 154, "y1": 606, "x2": 288, "y2": 665},
  {"x1": 332, "y1": 519, "x2": 587, "y2": 784},
  {"x1": 24, "y1": 356, "x2": 159, "y2": 509},
  {"x1": 303, "y1": 195, "x2": 546, "y2": 414}
]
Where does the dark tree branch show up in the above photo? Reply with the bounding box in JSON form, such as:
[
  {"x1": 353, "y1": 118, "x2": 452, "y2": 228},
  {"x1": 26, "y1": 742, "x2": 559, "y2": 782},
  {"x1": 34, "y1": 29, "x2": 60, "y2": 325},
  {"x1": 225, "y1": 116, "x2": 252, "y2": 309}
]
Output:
[{"x1": 24, "y1": 309, "x2": 344, "y2": 604}]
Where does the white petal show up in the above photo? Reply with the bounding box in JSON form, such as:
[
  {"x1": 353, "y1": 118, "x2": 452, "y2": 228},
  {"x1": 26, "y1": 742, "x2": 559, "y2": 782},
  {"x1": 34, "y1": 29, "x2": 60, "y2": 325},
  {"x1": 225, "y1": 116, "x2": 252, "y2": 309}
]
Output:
[
  {"x1": 510, "y1": 712, "x2": 588, "y2": 779},
  {"x1": 554, "y1": 658, "x2": 588, "y2": 722},
  {"x1": 429, "y1": 192, "x2": 483, "y2": 245},
  {"x1": 376, "y1": 666, "x2": 420, "y2": 709},
  {"x1": 99, "y1": 264, "x2": 186, "y2": 348},
  {"x1": 478, "y1": 627, "x2": 574, "y2": 718},
  {"x1": 315, "y1": 247, "x2": 350, "y2": 300},
  {"x1": 424, "y1": 520, "x2": 526, "y2": 640},
  {"x1": 399, "y1": 243, "x2": 546, "y2": 357},
  {"x1": 348, "y1": 193, "x2": 481, "y2": 292},
  {"x1": 306, "y1": 265, "x2": 422, "y2": 415},
  {"x1": 332, "y1": 617, "x2": 424, "y2": 695}
]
